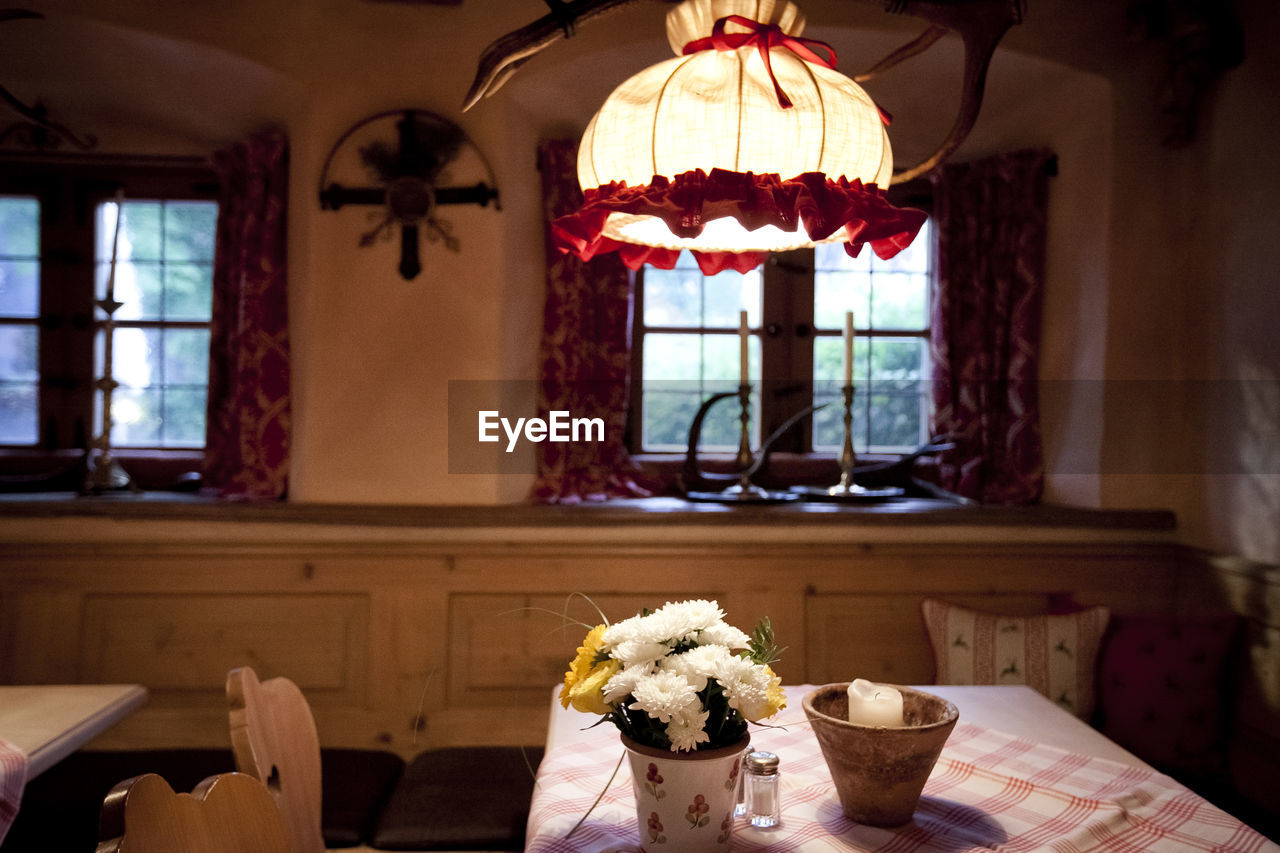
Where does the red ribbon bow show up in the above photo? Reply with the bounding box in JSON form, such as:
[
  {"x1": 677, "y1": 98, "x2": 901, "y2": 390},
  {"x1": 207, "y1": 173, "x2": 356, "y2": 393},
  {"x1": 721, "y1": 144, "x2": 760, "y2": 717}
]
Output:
[{"x1": 682, "y1": 15, "x2": 839, "y2": 110}]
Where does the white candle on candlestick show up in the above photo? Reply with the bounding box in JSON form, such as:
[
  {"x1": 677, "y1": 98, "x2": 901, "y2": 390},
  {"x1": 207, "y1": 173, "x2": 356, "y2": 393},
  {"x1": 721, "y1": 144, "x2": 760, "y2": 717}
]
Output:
[
  {"x1": 739, "y1": 310, "x2": 749, "y2": 386},
  {"x1": 843, "y1": 310, "x2": 854, "y2": 386},
  {"x1": 847, "y1": 678, "x2": 904, "y2": 727}
]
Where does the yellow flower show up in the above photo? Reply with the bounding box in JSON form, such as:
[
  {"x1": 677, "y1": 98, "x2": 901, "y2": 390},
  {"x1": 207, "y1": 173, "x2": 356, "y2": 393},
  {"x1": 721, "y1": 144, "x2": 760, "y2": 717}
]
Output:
[
  {"x1": 560, "y1": 624, "x2": 618, "y2": 714},
  {"x1": 741, "y1": 665, "x2": 787, "y2": 722}
]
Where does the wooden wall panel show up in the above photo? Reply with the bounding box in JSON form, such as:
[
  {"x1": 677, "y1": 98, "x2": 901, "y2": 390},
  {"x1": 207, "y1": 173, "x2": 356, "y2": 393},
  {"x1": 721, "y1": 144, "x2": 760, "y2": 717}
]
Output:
[{"x1": 79, "y1": 593, "x2": 369, "y2": 706}]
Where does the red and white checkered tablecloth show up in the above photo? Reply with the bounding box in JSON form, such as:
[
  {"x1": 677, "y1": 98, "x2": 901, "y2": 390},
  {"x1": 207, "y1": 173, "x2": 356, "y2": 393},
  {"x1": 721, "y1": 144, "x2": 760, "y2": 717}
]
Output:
[
  {"x1": 0, "y1": 735, "x2": 28, "y2": 844},
  {"x1": 527, "y1": 698, "x2": 1277, "y2": 853}
]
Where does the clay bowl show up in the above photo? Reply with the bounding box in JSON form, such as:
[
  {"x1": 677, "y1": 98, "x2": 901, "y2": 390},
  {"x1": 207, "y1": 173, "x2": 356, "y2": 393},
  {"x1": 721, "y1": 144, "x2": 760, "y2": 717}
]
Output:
[{"x1": 802, "y1": 683, "x2": 959, "y2": 827}]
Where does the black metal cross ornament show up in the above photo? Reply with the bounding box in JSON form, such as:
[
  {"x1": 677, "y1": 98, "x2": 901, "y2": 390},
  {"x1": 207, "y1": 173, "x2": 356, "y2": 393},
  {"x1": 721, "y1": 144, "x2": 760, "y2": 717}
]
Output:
[{"x1": 318, "y1": 108, "x2": 500, "y2": 280}]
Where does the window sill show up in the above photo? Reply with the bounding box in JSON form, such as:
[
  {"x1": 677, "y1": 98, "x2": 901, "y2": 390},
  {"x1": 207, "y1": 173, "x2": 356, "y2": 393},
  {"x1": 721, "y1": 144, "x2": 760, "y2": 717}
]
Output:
[
  {"x1": 0, "y1": 491, "x2": 1177, "y2": 533},
  {"x1": 0, "y1": 449, "x2": 204, "y2": 493}
]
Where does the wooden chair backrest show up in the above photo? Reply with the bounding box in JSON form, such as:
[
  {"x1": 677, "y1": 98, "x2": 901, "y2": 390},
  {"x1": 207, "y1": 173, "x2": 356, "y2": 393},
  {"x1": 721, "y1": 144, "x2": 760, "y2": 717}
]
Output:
[
  {"x1": 96, "y1": 771, "x2": 290, "y2": 853},
  {"x1": 226, "y1": 666, "x2": 325, "y2": 853}
]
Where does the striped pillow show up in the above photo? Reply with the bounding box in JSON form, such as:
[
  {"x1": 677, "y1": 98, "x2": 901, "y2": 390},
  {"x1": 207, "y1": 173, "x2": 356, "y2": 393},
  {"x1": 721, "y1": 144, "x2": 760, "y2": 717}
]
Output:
[{"x1": 920, "y1": 599, "x2": 1111, "y2": 718}]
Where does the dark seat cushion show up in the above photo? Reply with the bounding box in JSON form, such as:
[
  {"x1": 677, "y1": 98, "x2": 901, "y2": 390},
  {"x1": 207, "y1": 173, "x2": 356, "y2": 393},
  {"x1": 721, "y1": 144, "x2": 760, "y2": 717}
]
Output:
[
  {"x1": 320, "y1": 748, "x2": 406, "y2": 847},
  {"x1": 370, "y1": 746, "x2": 544, "y2": 851},
  {"x1": 0, "y1": 747, "x2": 405, "y2": 852}
]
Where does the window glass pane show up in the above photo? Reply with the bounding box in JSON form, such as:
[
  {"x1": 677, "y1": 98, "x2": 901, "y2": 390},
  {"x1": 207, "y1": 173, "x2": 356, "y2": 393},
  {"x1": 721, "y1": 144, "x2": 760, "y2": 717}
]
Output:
[
  {"x1": 0, "y1": 260, "x2": 39, "y2": 319},
  {"x1": 164, "y1": 262, "x2": 214, "y2": 321},
  {"x1": 643, "y1": 267, "x2": 702, "y2": 327},
  {"x1": 1, "y1": 196, "x2": 40, "y2": 320},
  {"x1": 869, "y1": 338, "x2": 925, "y2": 382},
  {"x1": 102, "y1": 327, "x2": 158, "y2": 389},
  {"x1": 867, "y1": 386, "x2": 926, "y2": 450},
  {"x1": 0, "y1": 324, "x2": 38, "y2": 381},
  {"x1": 0, "y1": 196, "x2": 39, "y2": 257},
  {"x1": 109, "y1": 386, "x2": 161, "y2": 446},
  {"x1": 813, "y1": 269, "x2": 870, "y2": 331},
  {"x1": 870, "y1": 271, "x2": 928, "y2": 330},
  {"x1": 0, "y1": 324, "x2": 38, "y2": 445},
  {"x1": 162, "y1": 328, "x2": 210, "y2": 385},
  {"x1": 164, "y1": 202, "x2": 217, "y2": 262},
  {"x1": 702, "y1": 267, "x2": 760, "y2": 327},
  {"x1": 162, "y1": 388, "x2": 206, "y2": 447},
  {"x1": 0, "y1": 383, "x2": 37, "y2": 444}
]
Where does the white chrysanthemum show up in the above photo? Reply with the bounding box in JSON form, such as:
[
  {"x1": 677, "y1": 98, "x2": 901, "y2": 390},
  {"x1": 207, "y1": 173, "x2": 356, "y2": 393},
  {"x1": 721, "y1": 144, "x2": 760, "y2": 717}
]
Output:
[
  {"x1": 611, "y1": 639, "x2": 671, "y2": 667},
  {"x1": 603, "y1": 664, "x2": 653, "y2": 703},
  {"x1": 650, "y1": 599, "x2": 725, "y2": 643},
  {"x1": 666, "y1": 708, "x2": 711, "y2": 752},
  {"x1": 720, "y1": 660, "x2": 782, "y2": 721},
  {"x1": 601, "y1": 614, "x2": 645, "y2": 646},
  {"x1": 630, "y1": 670, "x2": 700, "y2": 724},
  {"x1": 697, "y1": 623, "x2": 752, "y2": 650},
  {"x1": 661, "y1": 644, "x2": 734, "y2": 693}
]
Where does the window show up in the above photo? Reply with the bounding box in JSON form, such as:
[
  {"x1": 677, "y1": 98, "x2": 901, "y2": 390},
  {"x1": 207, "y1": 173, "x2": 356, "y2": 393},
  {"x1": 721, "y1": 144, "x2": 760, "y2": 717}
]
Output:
[
  {"x1": 629, "y1": 201, "x2": 933, "y2": 460},
  {"x1": 0, "y1": 160, "x2": 217, "y2": 484}
]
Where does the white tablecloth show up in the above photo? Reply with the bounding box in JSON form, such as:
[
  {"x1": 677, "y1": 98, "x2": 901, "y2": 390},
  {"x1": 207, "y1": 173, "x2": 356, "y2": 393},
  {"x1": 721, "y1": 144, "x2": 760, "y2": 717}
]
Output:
[{"x1": 528, "y1": 687, "x2": 1278, "y2": 852}]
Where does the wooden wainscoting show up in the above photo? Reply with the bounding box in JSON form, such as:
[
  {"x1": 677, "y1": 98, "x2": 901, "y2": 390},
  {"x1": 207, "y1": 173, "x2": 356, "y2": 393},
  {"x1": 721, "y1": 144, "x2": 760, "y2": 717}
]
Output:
[{"x1": 0, "y1": 526, "x2": 1213, "y2": 756}]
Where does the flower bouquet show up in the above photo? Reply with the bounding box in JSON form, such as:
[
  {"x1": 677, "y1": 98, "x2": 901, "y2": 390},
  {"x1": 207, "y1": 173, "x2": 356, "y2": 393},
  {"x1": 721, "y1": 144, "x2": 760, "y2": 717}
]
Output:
[
  {"x1": 560, "y1": 599, "x2": 786, "y2": 751},
  {"x1": 560, "y1": 600, "x2": 785, "y2": 850}
]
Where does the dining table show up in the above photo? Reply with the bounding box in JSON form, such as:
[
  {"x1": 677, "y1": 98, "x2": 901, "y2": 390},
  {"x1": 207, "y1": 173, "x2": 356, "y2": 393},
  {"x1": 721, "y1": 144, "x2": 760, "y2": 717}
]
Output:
[
  {"x1": 0, "y1": 683, "x2": 147, "y2": 842},
  {"x1": 528, "y1": 683, "x2": 1278, "y2": 852}
]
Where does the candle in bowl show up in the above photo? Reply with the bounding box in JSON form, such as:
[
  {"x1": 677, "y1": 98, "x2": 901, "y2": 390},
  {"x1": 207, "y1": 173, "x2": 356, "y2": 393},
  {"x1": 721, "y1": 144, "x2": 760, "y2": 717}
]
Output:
[{"x1": 846, "y1": 678, "x2": 904, "y2": 727}]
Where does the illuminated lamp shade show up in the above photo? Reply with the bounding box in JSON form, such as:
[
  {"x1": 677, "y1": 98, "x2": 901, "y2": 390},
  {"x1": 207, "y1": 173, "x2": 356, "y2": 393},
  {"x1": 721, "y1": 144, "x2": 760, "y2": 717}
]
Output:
[{"x1": 552, "y1": 0, "x2": 927, "y2": 275}]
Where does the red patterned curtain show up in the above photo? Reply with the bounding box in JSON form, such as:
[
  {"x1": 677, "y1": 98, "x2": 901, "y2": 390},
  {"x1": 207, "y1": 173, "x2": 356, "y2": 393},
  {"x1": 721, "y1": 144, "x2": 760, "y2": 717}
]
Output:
[
  {"x1": 531, "y1": 140, "x2": 655, "y2": 503},
  {"x1": 929, "y1": 149, "x2": 1054, "y2": 505},
  {"x1": 203, "y1": 129, "x2": 290, "y2": 500}
]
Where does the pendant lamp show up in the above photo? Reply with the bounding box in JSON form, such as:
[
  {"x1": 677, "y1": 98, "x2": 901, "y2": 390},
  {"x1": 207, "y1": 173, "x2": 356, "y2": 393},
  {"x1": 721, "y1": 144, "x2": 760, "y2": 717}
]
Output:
[{"x1": 552, "y1": 0, "x2": 927, "y2": 275}]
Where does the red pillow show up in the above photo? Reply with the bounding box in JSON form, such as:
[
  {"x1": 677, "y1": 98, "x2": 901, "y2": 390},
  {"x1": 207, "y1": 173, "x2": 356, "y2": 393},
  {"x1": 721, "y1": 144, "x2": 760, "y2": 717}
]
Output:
[{"x1": 1096, "y1": 614, "x2": 1238, "y2": 775}]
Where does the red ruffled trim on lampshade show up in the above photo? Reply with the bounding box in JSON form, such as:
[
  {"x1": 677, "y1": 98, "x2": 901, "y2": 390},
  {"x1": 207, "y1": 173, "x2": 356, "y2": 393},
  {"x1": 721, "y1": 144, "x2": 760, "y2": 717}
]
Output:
[{"x1": 552, "y1": 168, "x2": 927, "y2": 275}]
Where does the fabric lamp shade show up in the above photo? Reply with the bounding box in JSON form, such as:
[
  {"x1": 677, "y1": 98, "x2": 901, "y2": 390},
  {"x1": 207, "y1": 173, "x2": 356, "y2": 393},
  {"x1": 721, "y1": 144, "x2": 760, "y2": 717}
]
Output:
[{"x1": 553, "y1": 0, "x2": 925, "y2": 274}]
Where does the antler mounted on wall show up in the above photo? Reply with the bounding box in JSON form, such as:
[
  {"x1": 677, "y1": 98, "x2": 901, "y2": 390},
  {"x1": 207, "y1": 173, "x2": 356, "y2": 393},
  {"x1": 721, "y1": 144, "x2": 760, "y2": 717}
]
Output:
[{"x1": 462, "y1": 0, "x2": 1023, "y2": 183}]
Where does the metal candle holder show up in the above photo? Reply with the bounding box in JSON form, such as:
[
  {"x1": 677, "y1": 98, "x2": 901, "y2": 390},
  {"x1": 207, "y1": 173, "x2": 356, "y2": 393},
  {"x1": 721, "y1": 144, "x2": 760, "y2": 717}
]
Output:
[
  {"x1": 721, "y1": 382, "x2": 769, "y2": 500},
  {"x1": 828, "y1": 382, "x2": 868, "y2": 497},
  {"x1": 83, "y1": 193, "x2": 137, "y2": 495}
]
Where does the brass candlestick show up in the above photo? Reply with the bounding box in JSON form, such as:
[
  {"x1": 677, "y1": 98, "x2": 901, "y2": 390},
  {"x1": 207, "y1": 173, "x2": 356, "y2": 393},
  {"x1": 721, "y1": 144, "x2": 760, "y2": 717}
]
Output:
[
  {"x1": 83, "y1": 192, "x2": 137, "y2": 496},
  {"x1": 828, "y1": 382, "x2": 866, "y2": 497},
  {"x1": 722, "y1": 382, "x2": 768, "y2": 500}
]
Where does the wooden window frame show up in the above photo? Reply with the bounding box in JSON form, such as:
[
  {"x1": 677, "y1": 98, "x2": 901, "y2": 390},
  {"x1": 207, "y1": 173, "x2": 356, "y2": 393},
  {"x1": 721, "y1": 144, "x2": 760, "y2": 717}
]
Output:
[
  {"x1": 626, "y1": 180, "x2": 934, "y2": 482},
  {"x1": 0, "y1": 155, "x2": 217, "y2": 490}
]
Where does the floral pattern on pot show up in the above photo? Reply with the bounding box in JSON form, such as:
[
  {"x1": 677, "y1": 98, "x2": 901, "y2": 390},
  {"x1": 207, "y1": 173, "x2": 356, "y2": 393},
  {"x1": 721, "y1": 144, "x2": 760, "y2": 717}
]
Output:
[
  {"x1": 686, "y1": 794, "x2": 710, "y2": 829},
  {"x1": 645, "y1": 762, "x2": 667, "y2": 800},
  {"x1": 647, "y1": 811, "x2": 666, "y2": 845}
]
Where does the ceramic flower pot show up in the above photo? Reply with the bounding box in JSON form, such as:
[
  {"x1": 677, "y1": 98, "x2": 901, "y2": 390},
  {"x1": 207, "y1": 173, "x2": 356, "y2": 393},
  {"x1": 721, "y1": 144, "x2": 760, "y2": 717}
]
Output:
[
  {"x1": 622, "y1": 734, "x2": 749, "y2": 853},
  {"x1": 802, "y1": 683, "x2": 958, "y2": 827}
]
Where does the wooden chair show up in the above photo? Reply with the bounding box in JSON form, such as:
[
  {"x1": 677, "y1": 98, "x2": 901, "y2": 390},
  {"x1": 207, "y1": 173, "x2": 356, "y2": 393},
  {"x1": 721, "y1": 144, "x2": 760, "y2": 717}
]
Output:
[
  {"x1": 95, "y1": 771, "x2": 289, "y2": 853},
  {"x1": 226, "y1": 667, "x2": 326, "y2": 853}
]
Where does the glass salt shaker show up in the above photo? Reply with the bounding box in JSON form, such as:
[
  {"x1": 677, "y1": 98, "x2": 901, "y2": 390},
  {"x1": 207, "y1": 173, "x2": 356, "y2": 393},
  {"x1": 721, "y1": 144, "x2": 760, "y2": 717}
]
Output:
[{"x1": 743, "y1": 750, "x2": 781, "y2": 828}]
